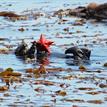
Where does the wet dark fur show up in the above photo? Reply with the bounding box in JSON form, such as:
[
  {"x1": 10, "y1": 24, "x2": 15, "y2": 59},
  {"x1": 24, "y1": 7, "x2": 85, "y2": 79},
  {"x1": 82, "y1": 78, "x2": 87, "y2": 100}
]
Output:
[
  {"x1": 15, "y1": 42, "x2": 36, "y2": 59},
  {"x1": 65, "y1": 47, "x2": 91, "y2": 60}
]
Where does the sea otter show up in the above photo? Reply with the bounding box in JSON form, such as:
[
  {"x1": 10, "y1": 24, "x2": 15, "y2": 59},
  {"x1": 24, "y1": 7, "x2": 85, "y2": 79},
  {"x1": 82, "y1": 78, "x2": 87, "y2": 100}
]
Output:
[
  {"x1": 15, "y1": 34, "x2": 53, "y2": 61},
  {"x1": 65, "y1": 46, "x2": 91, "y2": 60},
  {"x1": 15, "y1": 40, "x2": 37, "y2": 59}
]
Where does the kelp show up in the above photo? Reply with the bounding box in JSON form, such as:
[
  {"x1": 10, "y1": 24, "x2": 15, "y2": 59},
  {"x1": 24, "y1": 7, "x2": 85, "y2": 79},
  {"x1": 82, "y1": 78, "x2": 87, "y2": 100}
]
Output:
[
  {"x1": 0, "y1": 11, "x2": 27, "y2": 21},
  {"x1": 0, "y1": 68, "x2": 22, "y2": 88}
]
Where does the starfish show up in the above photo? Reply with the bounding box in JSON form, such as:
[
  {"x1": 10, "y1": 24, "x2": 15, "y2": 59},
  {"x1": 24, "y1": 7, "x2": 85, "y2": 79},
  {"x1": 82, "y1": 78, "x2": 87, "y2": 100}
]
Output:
[{"x1": 36, "y1": 34, "x2": 54, "y2": 54}]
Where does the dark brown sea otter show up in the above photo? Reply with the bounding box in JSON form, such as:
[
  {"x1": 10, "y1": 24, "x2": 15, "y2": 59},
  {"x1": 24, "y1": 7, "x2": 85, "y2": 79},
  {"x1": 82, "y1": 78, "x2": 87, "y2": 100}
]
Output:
[
  {"x1": 65, "y1": 46, "x2": 91, "y2": 60},
  {"x1": 15, "y1": 40, "x2": 37, "y2": 59}
]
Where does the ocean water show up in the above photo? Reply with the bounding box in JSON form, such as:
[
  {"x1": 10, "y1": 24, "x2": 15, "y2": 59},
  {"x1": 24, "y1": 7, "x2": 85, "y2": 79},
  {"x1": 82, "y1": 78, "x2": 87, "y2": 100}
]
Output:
[{"x1": 0, "y1": 0, "x2": 107, "y2": 107}]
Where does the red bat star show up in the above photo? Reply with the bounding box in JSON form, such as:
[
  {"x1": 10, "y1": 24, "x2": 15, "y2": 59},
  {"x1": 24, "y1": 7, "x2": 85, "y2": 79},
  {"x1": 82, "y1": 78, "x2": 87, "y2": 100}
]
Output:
[{"x1": 36, "y1": 34, "x2": 54, "y2": 54}]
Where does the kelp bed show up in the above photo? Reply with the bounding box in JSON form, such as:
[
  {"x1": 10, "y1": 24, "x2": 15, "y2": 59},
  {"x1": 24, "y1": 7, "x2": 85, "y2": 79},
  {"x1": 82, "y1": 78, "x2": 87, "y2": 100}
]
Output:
[{"x1": 0, "y1": 0, "x2": 107, "y2": 107}]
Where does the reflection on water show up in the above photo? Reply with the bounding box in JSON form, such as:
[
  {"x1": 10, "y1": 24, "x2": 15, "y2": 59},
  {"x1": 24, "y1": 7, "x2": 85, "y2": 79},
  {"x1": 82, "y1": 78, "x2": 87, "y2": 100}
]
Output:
[
  {"x1": 36, "y1": 54, "x2": 50, "y2": 65},
  {"x1": 65, "y1": 58, "x2": 91, "y2": 66},
  {"x1": 0, "y1": 0, "x2": 107, "y2": 107}
]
